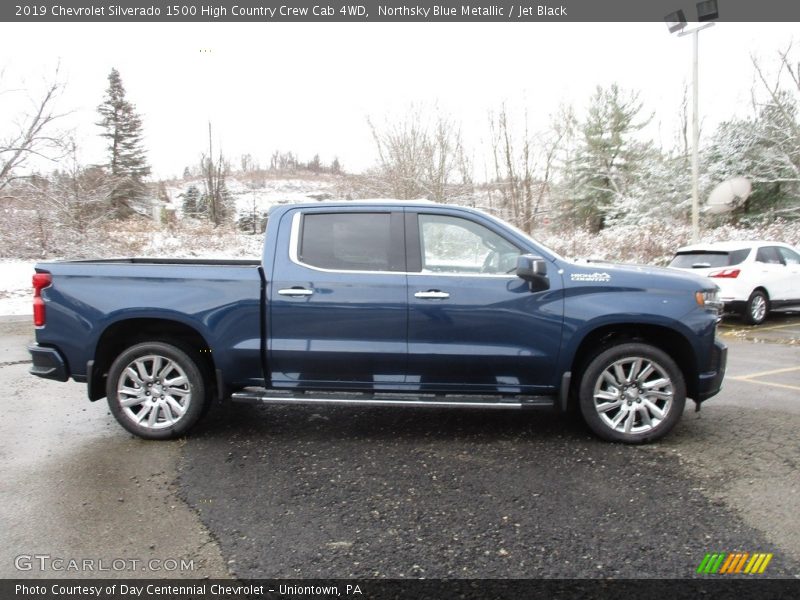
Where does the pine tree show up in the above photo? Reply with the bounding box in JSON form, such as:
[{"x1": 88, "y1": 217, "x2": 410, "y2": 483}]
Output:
[
  {"x1": 180, "y1": 185, "x2": 201, "y2": 218},
  {"x1": 97, "y1": 68, "x2": 150, "y2": 218},
  {"x1": 567, "y1": 84, "x2": 652, "y2": 232}
]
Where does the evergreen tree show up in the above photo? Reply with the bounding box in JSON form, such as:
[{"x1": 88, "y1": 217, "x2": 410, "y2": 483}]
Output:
[
  {"x1": 567, "y1": 84, "x2": 652, "y2": 232},
  {"x1": 180, "y1": 185, "x2": 201, "y2": 217},
  {"x1": 97, "y1": 68, "x2": 150, "y2": 218}
]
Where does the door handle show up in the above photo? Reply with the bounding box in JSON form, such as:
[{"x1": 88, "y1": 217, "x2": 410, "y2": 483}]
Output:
[
  {"x1": 414, "y1": 290, "x2": 450, "y2": 300},
  {"x1": 278, "y1": 287, "x2": 314, "y2": 297}
]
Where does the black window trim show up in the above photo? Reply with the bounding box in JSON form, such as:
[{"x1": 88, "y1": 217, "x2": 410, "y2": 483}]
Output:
[{"x1": 290, "y1": 210, "x2": 406, "y2": 274}]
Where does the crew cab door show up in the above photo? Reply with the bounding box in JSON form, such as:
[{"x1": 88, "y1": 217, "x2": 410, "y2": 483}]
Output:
[
  {"x1": 268, "y1": 209, "x2": 407, "y2": 388},
  {"x1": 405, "y1": 210, "x2": 564, "y2": 394}
]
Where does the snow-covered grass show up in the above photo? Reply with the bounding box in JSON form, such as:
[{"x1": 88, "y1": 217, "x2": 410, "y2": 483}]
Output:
[
  {"x1": 539, "y1": 219, "x2": 800, "y2": 266},
  {"x1": 0, "y1": 261, "x2": 36, "y2": 316},
  {"x1": 2, "y1": 173, "x2": 798, "y2": 315}
]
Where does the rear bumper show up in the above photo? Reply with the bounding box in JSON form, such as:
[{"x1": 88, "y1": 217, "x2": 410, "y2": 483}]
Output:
[
  {"x1": 28, "y1": 344, "x2": 69, "y2": 382},
  {"x1": 695, "y1": 339, "x2": 727, "y2": 402}
]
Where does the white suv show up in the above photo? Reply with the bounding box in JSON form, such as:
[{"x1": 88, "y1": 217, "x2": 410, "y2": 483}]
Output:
[{"x1": 669, "y1": 241, "x2": 800, "y2": 325}]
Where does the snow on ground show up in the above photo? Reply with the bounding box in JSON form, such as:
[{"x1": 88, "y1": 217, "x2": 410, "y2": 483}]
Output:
[{"x1": 0, "y1": 261, "x2": 35, "y2": 316}]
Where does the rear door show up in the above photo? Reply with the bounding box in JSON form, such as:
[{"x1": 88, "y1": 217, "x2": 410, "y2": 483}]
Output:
[
  {"x1": 404, "y1": 209, "x2": 564, "y2": 394},
  {"x1": 268, "y1": 208, "x2": 407, "y2": 388}
]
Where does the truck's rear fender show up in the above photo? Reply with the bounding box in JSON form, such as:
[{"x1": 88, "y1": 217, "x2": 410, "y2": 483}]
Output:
[
  {"x1": 87, "y1": 306, "x2": 263, "y2": 402},
  {"x1": 89, "y1": 316, "x2": 215, "y2": 401}
]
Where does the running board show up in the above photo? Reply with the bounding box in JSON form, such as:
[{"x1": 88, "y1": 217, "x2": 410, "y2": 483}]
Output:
[{"x1": 230, "y1": 389, "x2": 555, "y2": 410}]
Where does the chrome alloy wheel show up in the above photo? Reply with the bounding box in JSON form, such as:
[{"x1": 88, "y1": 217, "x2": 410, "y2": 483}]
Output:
[
  {"x1": 592, "y1": 357, "x2": 674, "y2": 436},
  {"x1": 117, "y1": 354, "x2": 192, "y2": 430},
  {"x1": 750, "y1": 294, "x2": 767, "y2": 323}
]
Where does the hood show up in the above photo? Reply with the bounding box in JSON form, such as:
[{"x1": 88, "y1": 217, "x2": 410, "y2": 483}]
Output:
[{"x1": 562, "y1": 259, "x2": 715, "y2": 292}]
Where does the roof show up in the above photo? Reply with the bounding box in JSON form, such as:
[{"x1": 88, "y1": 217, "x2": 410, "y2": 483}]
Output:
[{"x1": 675, "y1": 240, "x2": 795, "y2": 253}]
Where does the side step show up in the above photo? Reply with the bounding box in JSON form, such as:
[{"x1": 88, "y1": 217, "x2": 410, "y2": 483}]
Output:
[{"x1": 231, "y1": 388, "x2": 555, "y2": 410}]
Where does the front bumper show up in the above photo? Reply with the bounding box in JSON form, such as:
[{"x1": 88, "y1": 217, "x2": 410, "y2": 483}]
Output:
[
  {"x1": 28, "y1": 344, "x2": 69, "y2": 382},
  {"x1": 695, "y1": 339, "x2": 727, "y2": 402}
]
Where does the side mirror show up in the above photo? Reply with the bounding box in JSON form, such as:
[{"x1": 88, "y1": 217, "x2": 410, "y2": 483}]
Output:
[{"x1": 516, "y1": 254, "x2": 549, "y2": 291}]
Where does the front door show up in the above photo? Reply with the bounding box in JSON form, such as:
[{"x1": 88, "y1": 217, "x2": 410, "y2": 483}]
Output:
[{"x1": 405, "y1": 210, "x2": 564, "y2": 394}]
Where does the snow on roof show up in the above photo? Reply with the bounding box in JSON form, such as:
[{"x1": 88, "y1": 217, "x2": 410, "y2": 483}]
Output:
[{"x1": 675, "y1": 240, "x2": 791, "y2": 253}]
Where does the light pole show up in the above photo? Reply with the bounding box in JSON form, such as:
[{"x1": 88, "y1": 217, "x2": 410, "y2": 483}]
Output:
[{"x1": 665, "y1": 2, "x2": 719, "y2": 243}]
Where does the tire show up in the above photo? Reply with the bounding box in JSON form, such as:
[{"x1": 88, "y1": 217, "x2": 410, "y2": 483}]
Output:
[
  {"x1": 106, "y1": 341, "x2": 209, "y2": 440},
  {"x1": 578, "y1": 343, "x2": 686, "y2": 444},
  {"x1": 744, "y1": 290, "x2": 769, "y2": 325}
]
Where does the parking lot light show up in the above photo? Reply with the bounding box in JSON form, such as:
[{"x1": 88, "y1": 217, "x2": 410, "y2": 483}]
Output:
[{"x1": 665, "y1": 2, "x2": 720, "y2": 243}]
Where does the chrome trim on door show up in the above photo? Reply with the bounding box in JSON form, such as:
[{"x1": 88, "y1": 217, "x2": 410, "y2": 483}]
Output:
[
  {"x1": 414, "y1": 290, "x2": 450, "y2": 299},
  {"x1": 278, "y1": 288, "x2": 314, "y2": 297}
]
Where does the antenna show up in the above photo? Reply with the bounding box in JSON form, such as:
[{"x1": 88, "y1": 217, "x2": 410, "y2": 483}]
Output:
[{"x1": 705, "y1": 177, "x2": 751, "y2": 214}]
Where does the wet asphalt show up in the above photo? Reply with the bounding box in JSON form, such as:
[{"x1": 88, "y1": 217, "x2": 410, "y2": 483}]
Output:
[{"x1": 2, "y1": 314, "x2": 799, "y2": 580}]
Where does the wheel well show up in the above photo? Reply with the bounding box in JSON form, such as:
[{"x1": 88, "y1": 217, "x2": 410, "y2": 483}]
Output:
[
  {"x1": 89, "y1": 318, "x2": 215, "y2": 401},
  {"x1": 751, "y1": 287, "x2": 769, "y2": 300},
  {"x1": 569, "y1": 324, "x2": 698, "y2": 404}
]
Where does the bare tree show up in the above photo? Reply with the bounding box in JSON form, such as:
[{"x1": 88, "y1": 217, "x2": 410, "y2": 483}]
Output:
[
  {"x1": 201, "y1": 122, "x2": 233, "y2": 226},
  {"x1": 488, "y1": 103, "x2": 567, "y2": 232},
  {"x1": 0, "y1": 67, "x2": 66, "y2": 193},
  {"x1": 26, "y1": 137, "x2": 115, "y2": 235},
  {"x1": 369, "y1": 106, "x2": 470, "y2": 203},
  {"x1": 751, "y1": 44, "x2": 800, "y2": 186}
]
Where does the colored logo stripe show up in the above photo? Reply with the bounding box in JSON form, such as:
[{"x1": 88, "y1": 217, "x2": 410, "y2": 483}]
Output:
[{"x1": 697, "y1": 553, "x2": 773, "y2": 574}]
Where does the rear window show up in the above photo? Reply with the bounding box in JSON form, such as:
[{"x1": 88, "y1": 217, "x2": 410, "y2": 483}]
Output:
[
  {"x1": 669, "y1": 249, "x2": 750, "y2": 269},
  {"x1": 299, "y1": 213, "x2": 392, "y2": 271}
]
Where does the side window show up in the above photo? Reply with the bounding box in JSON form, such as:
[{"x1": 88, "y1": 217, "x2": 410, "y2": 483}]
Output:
[
  {"x1": 755, "y1": 246, "x2": 784, "y2": 265},
  {"x1": 778, "y1": 247, "x2": 800, "y2": 265},
  {"x1": 418, "y1": 214, "x2": 520, "y2": 275},
  {"x1": 299, "y1": 213, "x2": 392, "y2": 271}
]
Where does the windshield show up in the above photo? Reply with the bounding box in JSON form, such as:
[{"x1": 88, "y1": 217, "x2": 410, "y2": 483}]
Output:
[{"x1": 669, "y1": 249, "x2": 750, "y2": 269}]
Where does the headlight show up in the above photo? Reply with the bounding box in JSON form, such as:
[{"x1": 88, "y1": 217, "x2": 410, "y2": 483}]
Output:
[{"x1": 695, "y1": 289, "x2": 723, "y2": 314}]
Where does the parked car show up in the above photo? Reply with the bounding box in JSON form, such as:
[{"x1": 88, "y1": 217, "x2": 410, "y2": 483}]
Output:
[
  {"x1": 669, "y1": 240, "x2": 800, "y2": 325},
  {"x1": 29, "y1": 201, "x2": 726, "y2": 444}
]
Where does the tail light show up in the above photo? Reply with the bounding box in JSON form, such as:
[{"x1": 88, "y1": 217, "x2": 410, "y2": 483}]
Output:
[
  {"x1": 32, "y1": 272, "x2": 52, "y2": 327},
  {"x1": 709, "y1": 268, "x2": 740, "y2": 278}
]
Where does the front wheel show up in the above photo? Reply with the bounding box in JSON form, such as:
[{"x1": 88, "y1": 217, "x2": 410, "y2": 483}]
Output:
[
  {"x1": 578, "y1": 343, "x2": 686, "y2": 444},
  {"x1": 106, "y1": 341, "x2": 209, "y2": 440}
]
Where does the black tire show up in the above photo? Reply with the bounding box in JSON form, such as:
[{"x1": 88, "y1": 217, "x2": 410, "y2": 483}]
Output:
[
  {"x1": 106, "y1": 341, "x2": 209, "y2": 440},
  {"x1": 744, "y1": 290, "x2": 769, "y2": 326},
  {"x1": 578, "y1": 343, "x2": 686, "y2": 444}
]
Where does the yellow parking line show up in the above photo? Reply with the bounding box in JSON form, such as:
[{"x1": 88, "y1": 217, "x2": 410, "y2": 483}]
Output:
[
  {"x1": 750, "y1": 323, "x2": 800, "y2": 332},
  {"x1": 729, "y1": 377, "x2": 800, "y2": 393},
  {"x1": 733, "y1": 366, "x2": 800, "y2": 379}
]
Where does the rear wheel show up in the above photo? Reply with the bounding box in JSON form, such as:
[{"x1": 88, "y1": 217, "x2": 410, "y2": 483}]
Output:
[
  {"x1": 106, "y1": 341, "x2": 209, "y2": 440},
  {"x1": 744, "y1": 290, "x2": 769, "y2": 325},
  {"x1": 578, "y1": 343, "x2": 686, "y2": 444}
]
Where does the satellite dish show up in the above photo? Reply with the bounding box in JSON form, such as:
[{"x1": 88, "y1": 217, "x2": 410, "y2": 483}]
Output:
[{"x1": 705, "y1": 177, "x2": 751, "y2": 214}]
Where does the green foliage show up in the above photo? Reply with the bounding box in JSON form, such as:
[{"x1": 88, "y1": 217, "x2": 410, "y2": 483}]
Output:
[
  {"x1": 180, "y1": 185, "x2": 201, "y2": 217},
  {"x1": 706, "y1": 92, "x2": 800, "y2": 220},
  {"x1": 563, "y1": 84, "x2": 653, "y2": 232},
  {"x1": 97, "y1": 68, "x2": 150, "y2": 218}
]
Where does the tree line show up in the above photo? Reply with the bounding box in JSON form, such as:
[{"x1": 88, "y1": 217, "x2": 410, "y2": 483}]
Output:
[
  {"x1": 2, "y1": 44, "x2": 798, "y2": 247},
  {"x1": 368, "y1": 45, "x2": 800, "y2": 233}
]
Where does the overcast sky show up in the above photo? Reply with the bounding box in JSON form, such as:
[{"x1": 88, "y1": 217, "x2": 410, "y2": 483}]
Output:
[{"x1": 0, "y1": 21, "x2": 797, "y2": 179}]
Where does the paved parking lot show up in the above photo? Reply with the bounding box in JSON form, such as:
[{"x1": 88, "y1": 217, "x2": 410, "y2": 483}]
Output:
[{"x1": 1, "y1": 314, "x2": 798, "y2": 579}]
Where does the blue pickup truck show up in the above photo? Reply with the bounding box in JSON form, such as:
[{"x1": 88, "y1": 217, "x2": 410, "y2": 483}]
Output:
[{"x1": 29, "y1": 201, "x2": 726, "y2": 443}]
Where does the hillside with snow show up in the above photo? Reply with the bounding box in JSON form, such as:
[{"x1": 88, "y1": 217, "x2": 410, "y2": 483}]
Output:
[{"x1": 2, "y1": 172, "x2": 799, "y2": 317}]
